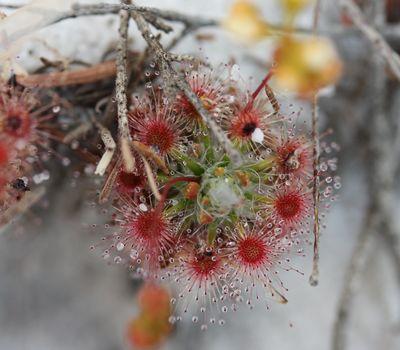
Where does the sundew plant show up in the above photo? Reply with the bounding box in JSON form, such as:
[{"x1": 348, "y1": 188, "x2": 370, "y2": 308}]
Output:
[
  {"x1": 93, "y1": 65, "x2": 339, "y2": 329},
  {"x1": 10, "y1": 0, "x2": 396, "y2": 348}
]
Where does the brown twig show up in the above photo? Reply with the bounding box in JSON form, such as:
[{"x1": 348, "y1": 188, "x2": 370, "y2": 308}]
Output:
[
  {"x1": 332, "y1": 2, "x2": 396, "y2": 349},
  {"x1": 309, "y1": 95, "x2": 321, "y2": 286},
  {"x1": 116, "y1": 2, "x2": 134, "y2": 173},
  {"x1": 99, "y1": 158, "x2": 122, "y2": 204},
  {"x1": 0, "y1": 187, "x2": 46, "y2": 227},
  {"x1": 309, "y1": 0, "x2": 322, "y2": 287},
  {"x1": 142, "y1": 12, "x2": 173, "y2": 33},
  {"x1": 339, "y1": 0, "x2": 400, "y2": 81},
  {"x1": 140, "y1": 155, "x2": 161, "y2": 201},
  {"x1": 332, "y1": 207, "x2": 377, "y2": 350},
  {"x1": 16, "y1": 60, "x2": 116, "y2": 88},
  {"x1": 63, "y1": 122, "x2": 92, "y2": 144},
  {"x1": 131, "y1": 141, "x2": 169, "y2": 175}
]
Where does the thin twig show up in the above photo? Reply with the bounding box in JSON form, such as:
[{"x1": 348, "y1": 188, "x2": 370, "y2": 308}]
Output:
[
  {"x1": 140, "y1": 155, "x2": 161, "y2": 201},
  {"x1": 332, "y1": 208, "x2": 377, "y2": 350},
  {"x1": 309, "y1": 0, "x2": 322, "y2": 287},
  {"x1": 63, "y1": 122, "x2": 92, "y2": 144},
  {"x1": 0, "y1": 187, "x2": 46, "y2": 227},
  {"x1": 309, "y1": 95, "x2": 321, "y2": 286},
  {"x1": 65, "y1": 3, "x2": 217, "y2": 30},
  {"x1": 99, "y1": 159, "x2": 121, "y2": 204},
  {"x1": 116, "y1": 2, "x2": 134, "y2": 172},
  {"x1": 131, "y1": 141, "x2": 169, "y2": 175},
  {"x1": 16, "y1": 60, "x2": 116, "y2": 88},
  {"x1": 142, "y1": 12, "x2": 173, "y2": 33},
  {"x1": 339, "y1": 0, "x2": 400, "y2": 81},
  {"x1": 332, "y1": 2, "x2": 392, "y2": 348}
]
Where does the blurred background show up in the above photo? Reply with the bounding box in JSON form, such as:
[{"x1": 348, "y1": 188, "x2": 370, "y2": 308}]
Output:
[{"x1": 0, "y1": 1, "x2": 399, "y2": 349}]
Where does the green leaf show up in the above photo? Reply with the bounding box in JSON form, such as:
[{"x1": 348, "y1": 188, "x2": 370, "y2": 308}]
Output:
[
  {"x1": 207, "y1": 220, "x2": 220, "y2": 245},
  {"x1": 172, "y1": 150, "x2": 205, "y2": 176},
  {"x1": 246, "y1": 157, "x2": 275, "y2": 172}
]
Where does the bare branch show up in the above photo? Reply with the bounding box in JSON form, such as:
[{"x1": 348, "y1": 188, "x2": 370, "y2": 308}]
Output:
[
  {"x1": 132, "y1": 141, "x2": 169, "y2": 175},
  {"x1": 0, "y1": 187, "x2": 46, "y2": 228},
  {"x1": 142, "y1": 12, "x2": 173, "y2": 33},
  {"x1": 63, "y1": 122, "x2": 92, "y2": 144},
  {"x1": 116, "y1": 3, "x2": 134, "y2": 172},
  {"x1": 332, "y1": 210, "x2": 376, "y2": 350},
  {"x1": 332, "y1": 2, "x2": 396, "y2": 348},
  {"x1": 309, "y1": 95, "x2": 321, "y2": 286},
  {"x1": 140, "y1": 156, "x2": 162, "y2": 201},
  {"x1": 99, "y1": 160, "x2": 120, "y2": 204},
  {"x1": 68, "y1": 3, "x2": 217, "y2": 29},
  {"x1": 339, "y1": 0, "x2": 400, "y2": 81},
  {"x1": 16, "y1": 60, "x2": 116, "y2": 88},
  {"x1": 309, "y1": 0, "x2": 322, "y2": 287}
]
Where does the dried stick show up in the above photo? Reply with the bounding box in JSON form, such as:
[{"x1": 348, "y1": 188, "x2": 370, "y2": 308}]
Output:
[
  {"x1": 69, "y1": 3, "x2": 218, "y2": 29},
  {"x1": 339, "y1": 0, "x2": 400, "y2": 81},
  {"x1": 309, "y1": 95, "x2": 321, "y2": 286},
  {"x1": 142, "y1": 12, "x2": 173, "y2": 33},
  {"x1": 99, "y1": 156, "x2": 122, "y2": 204},
  {"x1": 332, "y1": 2, "x2": 391, "y2": 348},
  {"x1": 63, "y1": 122, "x2": 92, "y2": 144},
  {"x1": 0, "y1": 187, "x2": 46, "y2": 227},
  {"x1": 309, "y1": 0, "x2": 322, "y2": 287},
  {"x1": 382, "y1": 216, "x2": 400, "y2": 281},
  {"x1": 116, "y1": 3, "x2": 134, "y2": 173},
  {"x1": 332, "y1": 209, "x2": 377, "y2": 350},
  {"x1": 130, "y1": 11, "x2": 243, "y2": 166},
  {"x1": 140, "y1": 155, "x2": 161, "y2": 201},
  {"x1": 16, "y1": 60, "x2": 116, "y2": 88},
  {"x1": 131, "y1": 141, "x2": 169, "y2": 175}
]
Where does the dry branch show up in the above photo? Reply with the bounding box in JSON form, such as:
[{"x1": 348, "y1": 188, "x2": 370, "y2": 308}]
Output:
[
  {"x1": 332, "y1": 2, "x2": 400, "y2": 349},
  {"x1": 115, "y1": 3, "x2": 134, "y2": 173},
  {"x1": 141, "y1": 155, "x2": 161, "y2": 201},
  {"x1": 309, "y1": 0, "x2": 321, "y2": 287},
  {"x1": 0, "y1": 187, "x2": 46, "y2": 227},
  {"x1": 339, "y1": 0, "x2": 400, "y2": 81},
  {"x1": 132, "y1": 141, "x2": 169, "y2": 175},
  {"x1": 16, "y1": 60, "x2": 116, "y2": 88}
]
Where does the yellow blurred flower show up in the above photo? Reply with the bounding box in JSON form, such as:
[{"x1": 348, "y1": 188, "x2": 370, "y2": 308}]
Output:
[
  {"x1": 280, "y1": 0, "x2": 314, "y2": 15},
  {"x1": 273, "y1": 36, "x2": 342, "y2": 97},
  {"x1": 223, "y1": 0, "x2": 269, "y2": 42}
]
